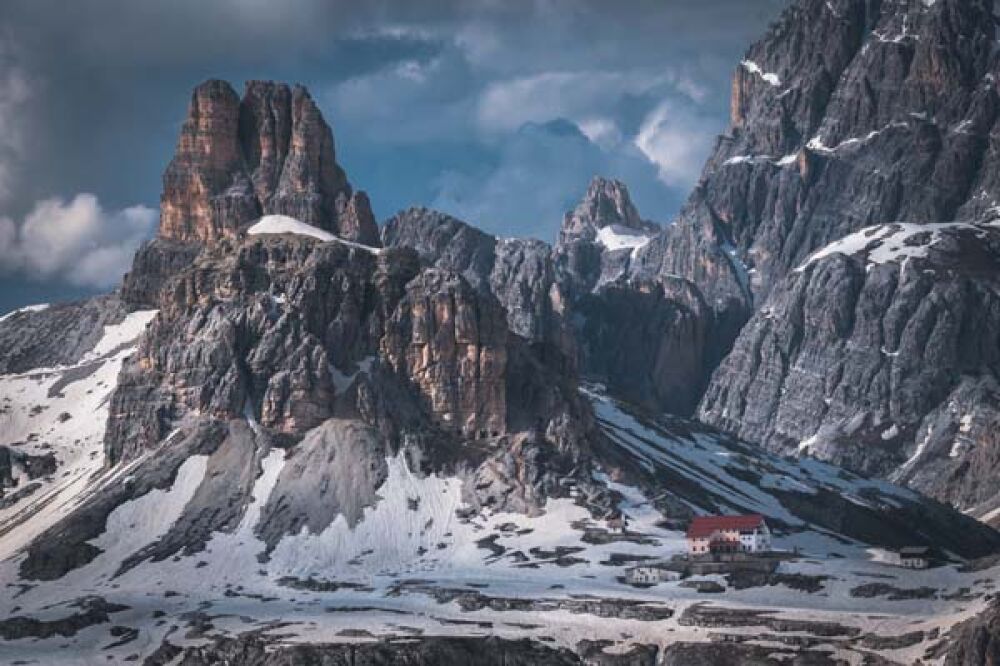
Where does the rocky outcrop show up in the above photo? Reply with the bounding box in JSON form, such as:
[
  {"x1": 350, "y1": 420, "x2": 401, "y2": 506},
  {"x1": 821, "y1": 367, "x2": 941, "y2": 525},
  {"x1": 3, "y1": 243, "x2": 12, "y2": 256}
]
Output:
[
  {"x1": 657, "y1": 0, "x2": 999, "y2": 300},
  {"x1": 383, "y1": 208, "x2": 570, "y2": 350},
  {"x1": 659, "y1": 642, "x2": 839, "y2": 666},
  {"x1": 336, "y1": 190, "x2": 380, "y2": 246},
  {"x1": 105, "y1": 222, "x2": 596, "y2": 493},
  {"x1": 944, "y1": 600, "x2": 1000, "y2": 665},
  {"x1": 144, "y1": 635, "x2": 584, "y2": 666},
  {"x1": 0, "y1": 597, "x2": 128, "y2": 641},
  {"x1": 105, "y1": 236, "x2": 416, "y2": 465},
  {"x1": 553, "y1": 180, "x2": 726, "y2": 416},
  {"x1": 555, "y1": 177, "x2": 659, "y2": 297},
  {"x1": 0, "y1": 295, "x2": 126, "y2": 374},
  {"x1": 381, "y1": 269, "x2": 508, "y2": 440},
  {"x1": 383, "y1": 187, "x2": 723, "y2": 417},
  {"x1": 699, "y1": 223, "x2": 1000, "y2": 516},
  {"x1": 159, "y1": 80, "x2": 258, "y2": 243},
  {"x1": 0, "y1": 446, "x2": 56, "y2": 502},
  {"x1": 120, "y1": 237, "x2": 201, "y2": 310},
  {"x1": 238, "y1": 80, "x2": 347, "y2": 228},
  {"x1": 158, "y1": 79, "x2": 376, "y2": 246},
  {"x1": 558, "y1": 177, "x2": 656, "y2": 245}
]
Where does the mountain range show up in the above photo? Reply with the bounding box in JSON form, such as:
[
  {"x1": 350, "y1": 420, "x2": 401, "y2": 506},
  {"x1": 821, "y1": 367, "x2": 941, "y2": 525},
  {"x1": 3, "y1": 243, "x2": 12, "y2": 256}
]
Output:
[{"x1": 2, "y1": 0, "x2": 1000, "y2": 663}]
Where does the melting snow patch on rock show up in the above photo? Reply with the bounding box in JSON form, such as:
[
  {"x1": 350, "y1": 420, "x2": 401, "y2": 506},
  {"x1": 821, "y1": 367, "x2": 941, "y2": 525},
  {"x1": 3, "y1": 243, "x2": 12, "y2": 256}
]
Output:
[
  {"x1": 741, "y1": 60, "x2": 781, "y2": 87},
  {"x1": 795, "y1": 221, "x2": 997, "y2": 271},
  {"x1": 248, "y1": 215, "x2": 382, "y2": 254},
  {"x1": 595, "y1": 224, "x2": 654, "y2": 254}
]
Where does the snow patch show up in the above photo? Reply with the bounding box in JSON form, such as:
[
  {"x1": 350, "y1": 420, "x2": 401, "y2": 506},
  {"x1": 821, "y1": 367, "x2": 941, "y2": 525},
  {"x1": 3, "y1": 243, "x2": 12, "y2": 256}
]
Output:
[
  {"x1": 741, "y1": 60, "x2": 781, "y2": 87},
  {"x1": 247, "y1": 215, "x2": 382, "y2": 254},
  {"x1": 880, "y1": 424, "x2": 899, "y2": 441},
  {"x1": 267, "y1": 451, "x2": 467, "y2": 578},
  {"x1": 83, "y1": 309, "x2": 158, "y2": 361},
  {"x1": 807, "y1": 121, "x2": 908, "y2": 155},
  {"x1": 0, "y1": 310, "x2": 159, "y2": 557},
  {"x1": 796, "y1": 221, "x2": 999, "y2": 272},
  {"x1": 90, "y1": 455, "x2": 208, "y2": 563},
  {"x1": 723, "y1": 152, "x2": 798, "y2": 168},
  {"x1": 595, "y1": 224, "x2": 654, "y2": 255}
]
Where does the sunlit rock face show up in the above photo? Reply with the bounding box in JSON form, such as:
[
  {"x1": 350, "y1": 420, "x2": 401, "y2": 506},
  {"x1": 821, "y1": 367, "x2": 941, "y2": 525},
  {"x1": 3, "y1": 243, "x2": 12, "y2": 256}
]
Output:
[{"x1": 158, "y1": 79, "x2": 377, "y2": 246}]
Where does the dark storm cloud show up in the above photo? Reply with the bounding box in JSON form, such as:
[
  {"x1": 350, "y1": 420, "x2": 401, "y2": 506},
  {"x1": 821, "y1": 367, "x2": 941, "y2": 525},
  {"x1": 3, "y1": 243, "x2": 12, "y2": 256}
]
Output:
[{"x1": 0, "y1": 0, "x2": 786, "y2": 313}]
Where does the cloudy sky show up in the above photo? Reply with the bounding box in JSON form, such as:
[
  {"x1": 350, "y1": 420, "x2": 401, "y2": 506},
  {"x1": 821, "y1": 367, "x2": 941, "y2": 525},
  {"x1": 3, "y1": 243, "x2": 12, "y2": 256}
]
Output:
[{"x1": 0, "y1": 0, "x2": 785, "y2": 313}]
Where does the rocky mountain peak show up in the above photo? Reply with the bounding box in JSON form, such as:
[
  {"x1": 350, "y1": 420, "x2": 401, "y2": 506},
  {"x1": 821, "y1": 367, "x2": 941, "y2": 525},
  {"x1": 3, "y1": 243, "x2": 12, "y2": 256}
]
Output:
[
  {"x1": 690, "y1": 0, "x2": 1000, "y2": 521},
  {"x1": 558, "y1": 177, "x2": 656, "y2": 246},
  {"x1": 697, "y1": 0, "x2": 999, "y2": 295},
  {"x1": 158, "y1": 79, "x2": 378, "y2": 246}
]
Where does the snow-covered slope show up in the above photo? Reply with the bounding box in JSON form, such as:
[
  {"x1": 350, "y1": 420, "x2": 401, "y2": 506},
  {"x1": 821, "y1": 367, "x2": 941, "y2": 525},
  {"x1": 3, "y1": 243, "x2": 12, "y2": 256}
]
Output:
[
  {"x1": 0, "y1": 370, "x2": 996, "y2": 663},
  {"x1": 0, "y1": 309, "x2": 157, "y2": 557}
]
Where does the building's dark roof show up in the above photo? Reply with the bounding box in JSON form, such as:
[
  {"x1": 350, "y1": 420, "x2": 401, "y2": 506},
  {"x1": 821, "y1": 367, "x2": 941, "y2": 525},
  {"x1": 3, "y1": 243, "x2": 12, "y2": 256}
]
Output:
[
  {"x1": 686, "y1": 514, "x2": 765, "y2": 538},
  {"x1": 898, "y1": 546, "x2": 931, "y2": 556}
]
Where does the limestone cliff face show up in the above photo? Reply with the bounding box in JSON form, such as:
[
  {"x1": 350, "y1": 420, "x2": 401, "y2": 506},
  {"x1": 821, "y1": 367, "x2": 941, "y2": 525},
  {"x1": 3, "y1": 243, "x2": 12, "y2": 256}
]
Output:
[
  {"x1": 106, "y1": 236, "x2": 412, "y2": 464},
  {"x1": 651, "y1": 0, "x2": 998, "y2": 300},
  {"x1": 698, "y1": 223, "x2": 1000, "y2": 520},
  {"x1": 574, "y1": 277, "x2": 711, "y2": 416},
  {"x1": 383, "y1": 207, "x2": 574, "y2": 357},
  {"x1": 382, "y1": 184, "x2": 719, "y2": 418},
  {"x1": 381, "y1": 269, "x2": 509, "y2": 440},
  {"x1": 107, "y1": 230, "x2": 593, "y2": 471},
  {"x1": 687, "y1": 0, "x2": 1000, "y2": 514},
  {"x1": 159, "y1": 80, "x2": 251, "y2": 243},
  {"x1": 158, "y1": 79, "x2": 377, "y2": 246},
  {"x1": 616, "y1": 0, "x2": 1000, "y2": 431}
]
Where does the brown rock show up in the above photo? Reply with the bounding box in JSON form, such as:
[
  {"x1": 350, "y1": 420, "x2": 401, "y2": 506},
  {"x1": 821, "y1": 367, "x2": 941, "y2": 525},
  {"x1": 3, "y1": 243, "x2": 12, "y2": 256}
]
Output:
[
  {"x1": 159, "y1": 80, "x2": 257, "y2": 243},
  {"x1": 158, "y1": 79, "x2": 365, "y2": 245},
  {"x1": 336, "y1": 190, "x2": 381, "y2": 246},
  {"x1": 381, "y1": 269, "x2": 508, "y2": 439}
]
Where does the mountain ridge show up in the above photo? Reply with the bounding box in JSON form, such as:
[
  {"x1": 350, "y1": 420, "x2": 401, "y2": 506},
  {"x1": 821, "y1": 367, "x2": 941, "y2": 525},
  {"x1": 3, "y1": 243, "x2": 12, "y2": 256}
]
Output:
[{"x1": 3, "y1": 0, "x2": 1000, "y2": 660}]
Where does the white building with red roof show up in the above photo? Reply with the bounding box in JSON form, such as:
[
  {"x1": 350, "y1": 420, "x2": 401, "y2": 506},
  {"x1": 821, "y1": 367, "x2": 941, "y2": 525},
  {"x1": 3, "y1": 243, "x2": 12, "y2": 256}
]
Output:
[{"x1": 686, "y1": 514, "x2": 771, "y2": 556}]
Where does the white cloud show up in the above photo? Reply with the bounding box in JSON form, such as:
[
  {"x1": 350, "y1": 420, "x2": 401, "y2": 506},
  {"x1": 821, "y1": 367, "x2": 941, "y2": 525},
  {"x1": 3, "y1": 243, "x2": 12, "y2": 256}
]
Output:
[
  {"x1": 634, "y1": 100, "x2": 716, "y2": 188},
  {"x1": 477, "y1": 70, "x2": 658, "y2": 133},
  {"x1": 577, "y1": 117, "x2": 623, "y2": 150},
  {"x1": 0, "y1": 194, "x2": 156, "y2": 288},
  {"x1": 324, "y1": 52, "x2": 477, "y2": 143},
  {"x1": 474, "y1": 66, "x2": 711, "y2": 136}
]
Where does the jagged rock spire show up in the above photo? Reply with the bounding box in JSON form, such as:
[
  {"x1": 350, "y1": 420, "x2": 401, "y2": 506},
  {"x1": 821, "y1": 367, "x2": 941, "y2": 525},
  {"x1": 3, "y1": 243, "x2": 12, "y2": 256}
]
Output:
[
  {"x1": 558, "y1": 177, "x2": 656, "y2": 246},
  {"x1": 159, "y1": 79, "x2": 379, "y2": 246}
]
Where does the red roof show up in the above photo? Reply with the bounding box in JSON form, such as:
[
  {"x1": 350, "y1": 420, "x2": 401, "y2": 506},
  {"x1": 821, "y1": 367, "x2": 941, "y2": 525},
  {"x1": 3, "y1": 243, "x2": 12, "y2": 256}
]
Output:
[{"x1": 686, "y1": 514, "x2": 765, "y2": 538}]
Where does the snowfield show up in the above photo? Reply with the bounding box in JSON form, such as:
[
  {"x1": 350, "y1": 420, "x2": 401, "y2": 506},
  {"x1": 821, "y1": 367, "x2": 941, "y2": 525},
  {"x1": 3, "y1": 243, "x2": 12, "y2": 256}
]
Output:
[
  {"x1": 0, "y1": 360, "x2": 996, "y2": 664},
  {"x1": 0, "y1": 309, "x2": 157, "y2": 557}
]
